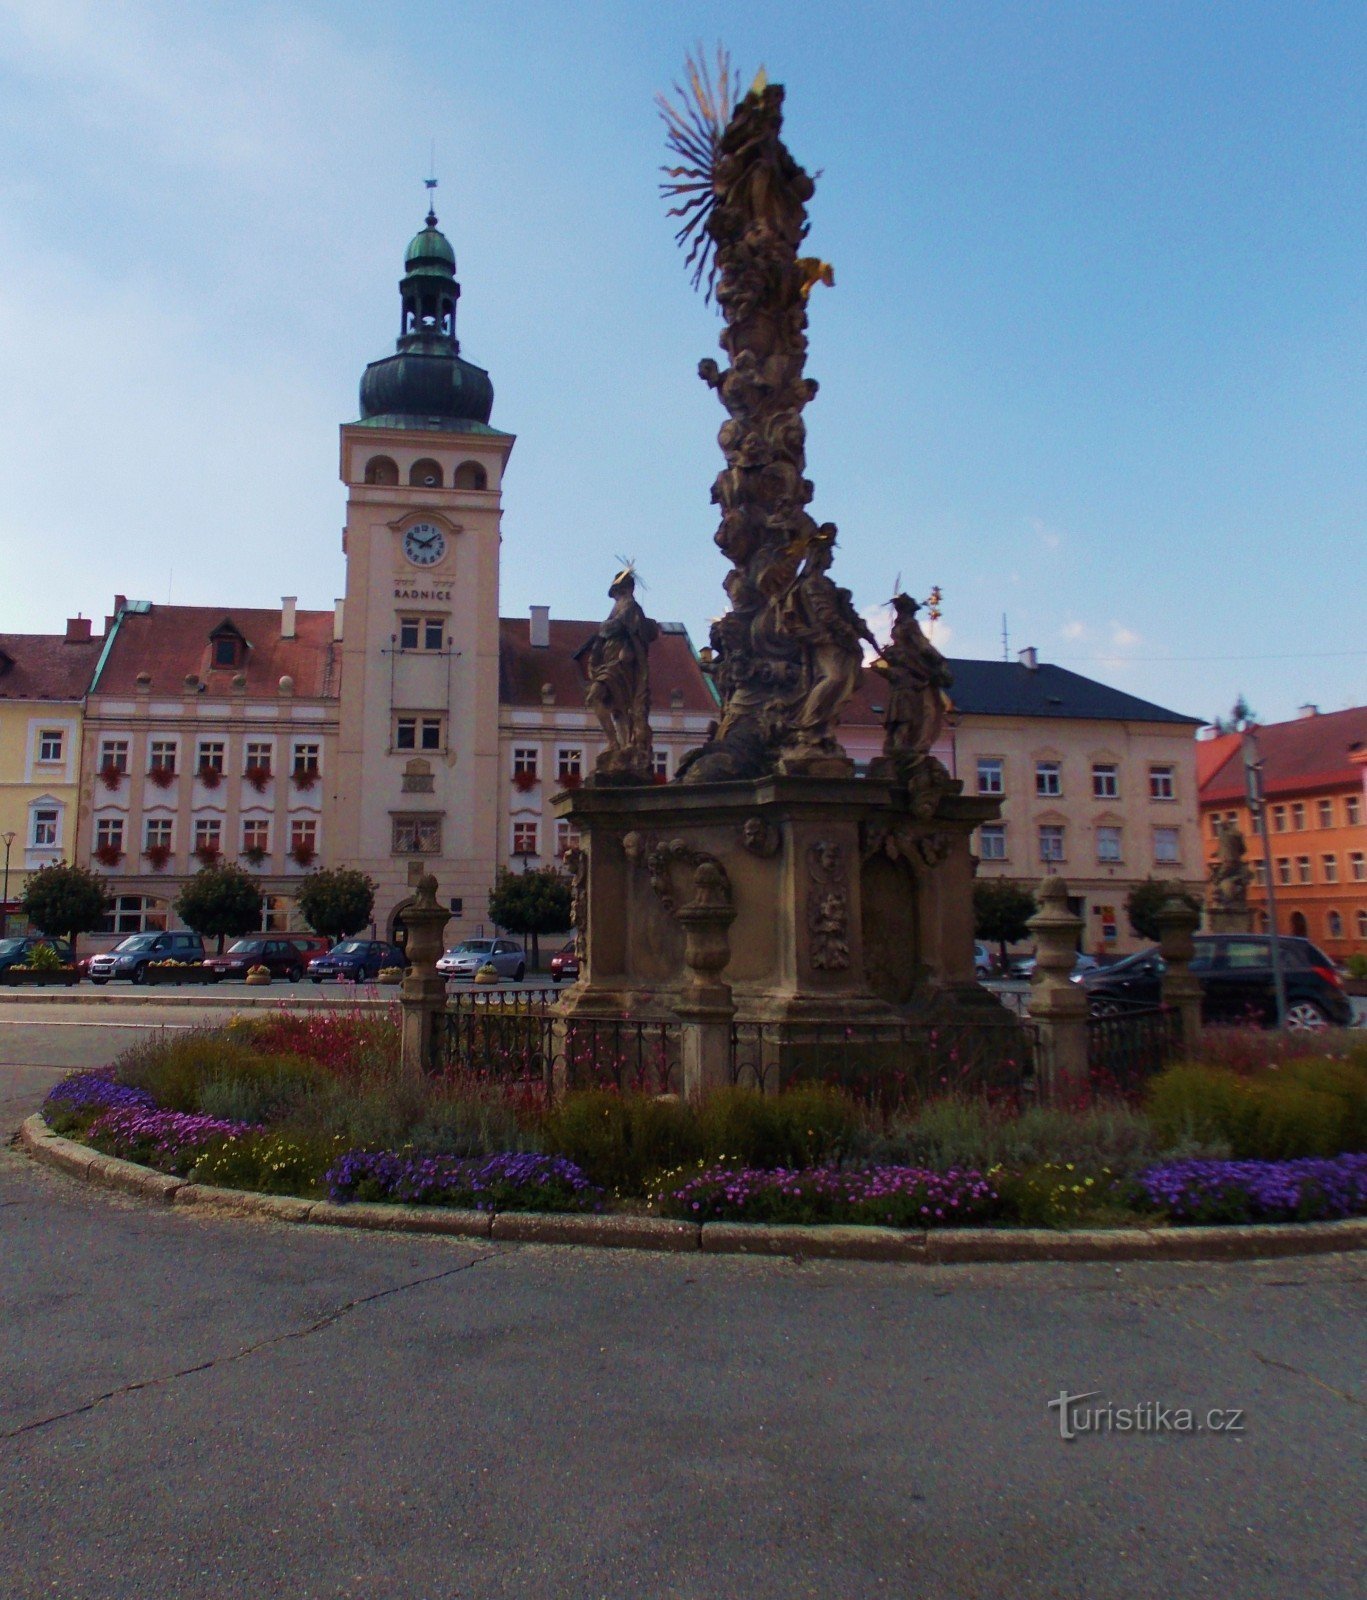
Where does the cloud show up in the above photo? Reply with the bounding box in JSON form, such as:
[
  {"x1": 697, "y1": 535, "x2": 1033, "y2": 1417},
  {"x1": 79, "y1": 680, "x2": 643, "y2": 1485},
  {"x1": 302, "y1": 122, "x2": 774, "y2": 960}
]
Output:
[
  {"x1": 1110, "y1": 624, "x2": 1141, "y2": 649},
  {"x1": 1061, "y1": 620, "x2": 1087, "y2": 640},
  {"x1": 861, "y1": 602, "x2": 894, "y2": 658},
  {"x1": 925, "y1": 618, "x2": 953, "y2": 649},
  {"x1": 1030, "y1": 516, "x2": 1063, "y2": 552}
]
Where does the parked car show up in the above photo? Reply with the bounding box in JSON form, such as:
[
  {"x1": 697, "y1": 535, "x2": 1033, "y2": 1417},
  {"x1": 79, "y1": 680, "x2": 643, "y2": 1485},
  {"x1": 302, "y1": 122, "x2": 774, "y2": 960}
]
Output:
[
  {"x1": 307, "y1": 940, "x2": 408, "y2": 983},
  {"x1": 203, "y1": 937, "x2": 308, "y2": 982},
  {"x1": 88, "y1": 931, "x2": 207, "y2": 985},
  {"x1": 549, "y1": 941, "x2": 580, "y2": 984},
  {"x1": 437, "y1": 938, "x2": 527, "y2": 981},
  {"x1": 285, "y1": 933, "x2": 332, "y2": 961},
  {"x1": 1012, "y1": 952, "x2": 1101, "y2": 981},
  {"x1": 0, "y1": 936, "x2": 75, "y2": 974},
  {"x1": 1080, "y1": 934, "x2": 1353, "y2": 1031},
  {"x1": 973, "y1": 941, "x2": 995, "y2": 979}
]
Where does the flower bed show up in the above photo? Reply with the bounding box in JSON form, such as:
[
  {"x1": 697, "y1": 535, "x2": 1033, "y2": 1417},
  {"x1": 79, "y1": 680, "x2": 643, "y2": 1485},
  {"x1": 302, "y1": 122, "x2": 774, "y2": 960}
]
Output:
[
  {"x1": 32, "y1": 1024, "x2": 1367, "y2": 1231},
  {"x1": 143, "y1": 963, "x2": 218, "y2": 986},
  {"x1": 0, "y1": 966, "x2": 78, "y2": 986}
]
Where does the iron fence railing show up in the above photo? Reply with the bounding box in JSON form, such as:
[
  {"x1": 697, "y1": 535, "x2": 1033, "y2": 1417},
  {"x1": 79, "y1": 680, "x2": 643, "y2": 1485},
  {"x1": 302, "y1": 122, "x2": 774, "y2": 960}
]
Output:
[
  {"x1": 1086, "y1": 1002, "x2": 1184, "y2": 1095},
  {"x1": 441, "y1": 989, "x2": 681, "y2": 1095},
  {"x1": 729, "y1": 1016, "x2": 1037, "y2": 1103}
]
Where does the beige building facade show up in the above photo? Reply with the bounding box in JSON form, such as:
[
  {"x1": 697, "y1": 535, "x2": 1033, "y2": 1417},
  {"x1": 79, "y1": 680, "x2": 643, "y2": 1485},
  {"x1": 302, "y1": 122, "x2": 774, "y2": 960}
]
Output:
[{"x1": 842, "y1": 648, "x2": 1202, "y2": 954}]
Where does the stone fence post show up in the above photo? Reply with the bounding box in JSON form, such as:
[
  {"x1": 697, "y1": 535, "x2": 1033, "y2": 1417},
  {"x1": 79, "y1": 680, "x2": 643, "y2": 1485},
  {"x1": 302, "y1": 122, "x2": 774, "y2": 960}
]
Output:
[
  {"x1": 1027, "y1": 876, "x2": 1089, "y2": 1100},
  {"x1": 673, "y1": 860, "x2": 737, "y2": 1104},
  {"x1": 1156, "y1": 896, "x2": 1202, "y2": 1050},
  {"x1": 399, "y1": 873, "x2": 450, "y2": 1078}
]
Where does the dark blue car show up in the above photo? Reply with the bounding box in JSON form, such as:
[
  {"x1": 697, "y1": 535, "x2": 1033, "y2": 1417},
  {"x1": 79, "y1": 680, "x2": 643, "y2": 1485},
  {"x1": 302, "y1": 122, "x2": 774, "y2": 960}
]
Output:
[{"x1": 307, "y1": 940, "x2": 408, "y2": 983}]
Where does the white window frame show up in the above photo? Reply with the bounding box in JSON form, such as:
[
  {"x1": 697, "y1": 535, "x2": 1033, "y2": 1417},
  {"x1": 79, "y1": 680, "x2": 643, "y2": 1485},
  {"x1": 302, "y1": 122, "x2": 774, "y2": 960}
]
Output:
[
  {"x1": 1153, "y1": 827, "x2": 1180, "y2": 865},
  {"x1": 1035, "y1": 761, "x2": 1062, "y2": 798},
  {"x1": 1038, "y1": 824, "x2": 1065, "y2": 863},
  {"x1": 1096, "y1": 826, "x2": 1123, "y2": 864},
  {"x1": 976, "y1": 758, "x2": 1004, "y2": 796},
  {"x1": 978, "y1": 823, "x2": 1007, "y2": 861},
  {"x1": 1091, "y1": 763, "x2": 1119, "y2": 800},
  {"x1": 1149, "y1": 766, "x2": 1176, "y2": 801}
]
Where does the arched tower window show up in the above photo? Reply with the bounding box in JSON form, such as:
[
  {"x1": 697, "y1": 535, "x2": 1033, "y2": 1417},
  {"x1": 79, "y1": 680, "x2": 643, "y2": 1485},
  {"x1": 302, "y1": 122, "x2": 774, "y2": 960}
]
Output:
[
  {"x1": 453, "y1": 461, "x2": 488, "y2": 490},
  {"x1": 364, "y1": 455, "x2": 399, "y2": 486},
  {"x1": 409, "y1": 459, "x2": 443, "y2": 487}
]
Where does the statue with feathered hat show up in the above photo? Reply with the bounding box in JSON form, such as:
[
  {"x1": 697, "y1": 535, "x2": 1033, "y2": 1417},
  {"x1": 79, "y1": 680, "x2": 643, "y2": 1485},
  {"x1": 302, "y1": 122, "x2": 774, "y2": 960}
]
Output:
[{"x1": 580, "y1": 565, "x2": 660, "y2": 782}]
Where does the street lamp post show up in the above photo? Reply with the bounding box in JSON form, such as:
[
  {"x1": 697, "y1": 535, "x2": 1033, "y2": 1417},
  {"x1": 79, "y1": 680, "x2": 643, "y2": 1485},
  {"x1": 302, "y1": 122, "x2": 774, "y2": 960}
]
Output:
[{"x1": 1, "y1": 830, "x2": 15, "y2": 937}]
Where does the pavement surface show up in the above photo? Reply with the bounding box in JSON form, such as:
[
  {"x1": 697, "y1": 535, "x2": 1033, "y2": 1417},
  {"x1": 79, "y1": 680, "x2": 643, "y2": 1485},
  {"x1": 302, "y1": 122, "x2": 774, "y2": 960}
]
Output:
[{"x1": 1, "y1": 1004, "x2": 1363, "y2": 1600}]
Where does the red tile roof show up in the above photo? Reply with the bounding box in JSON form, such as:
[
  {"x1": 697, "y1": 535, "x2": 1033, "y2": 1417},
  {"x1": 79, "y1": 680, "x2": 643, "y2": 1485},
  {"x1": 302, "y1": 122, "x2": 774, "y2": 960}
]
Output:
[
  {"x1": 0, "y1": 633, "x2": 103, "y2": 701},
  {"x1": 498, "y1": 617, "x2": 717, "y2": 714},
  {"x1": 93, "y1": 606, "x2": 338, "y2": 699},
  {"x1": 1195, "y1": 731, "x2": 1241, "y2": 788},
  {"x1": 1201, "y1": 706, "x2": 1367, "y2": 801}
]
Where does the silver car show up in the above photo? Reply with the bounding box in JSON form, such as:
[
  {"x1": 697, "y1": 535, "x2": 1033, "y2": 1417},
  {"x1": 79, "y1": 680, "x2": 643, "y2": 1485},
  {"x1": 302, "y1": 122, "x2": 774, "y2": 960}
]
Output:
[{"x1": 437, "y1": 938, "x2": 526, "y2": 981}]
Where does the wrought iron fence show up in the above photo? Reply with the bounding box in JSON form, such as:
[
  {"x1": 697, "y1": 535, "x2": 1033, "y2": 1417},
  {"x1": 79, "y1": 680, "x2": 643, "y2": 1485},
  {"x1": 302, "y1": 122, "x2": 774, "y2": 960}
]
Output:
[
  {"x1": 441, "y1": 989, "x2": 681, "y2": 1095},
  {"x1": 1086, "y1": 1003, "x2": 1184, "y2": 1096},
  {"x1": 729, "y1": 1015, "x2": 1037, "y2": 1103}
]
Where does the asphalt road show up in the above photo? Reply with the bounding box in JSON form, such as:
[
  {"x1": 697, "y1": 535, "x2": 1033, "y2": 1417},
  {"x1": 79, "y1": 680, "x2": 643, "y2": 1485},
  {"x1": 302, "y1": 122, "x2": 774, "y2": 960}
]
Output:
[{"x1": 1, "y1": 1009, "x2": 1363, "y2": 1600}]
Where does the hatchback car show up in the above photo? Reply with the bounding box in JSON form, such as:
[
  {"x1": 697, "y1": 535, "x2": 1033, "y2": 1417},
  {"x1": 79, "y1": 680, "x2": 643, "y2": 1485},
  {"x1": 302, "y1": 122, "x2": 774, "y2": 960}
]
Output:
[
  {"x1": 203, "y1": 937, "x2": 307, "y2": 982},
  {"x1": 1080, "y1": 934, "x2": 1352, "y2": 1030},
  {"x1": 307, "y1": 940, "x2": 408, "y2": 983},
  {"x1": 549, "y1": 941, "x2": 580, "y2": 983},
  {"x1": 285, "y1": 933, "x2": 332, "y2": 961},
  {"x1": 88, "y1": 931, "x2": 206, "y2": 984},
  {"x1": 0, "y1": 936, "x2": 75, "y2": 974},
  {"x1": 437, "y1": 939, "x2": 526, "y2": 981}
]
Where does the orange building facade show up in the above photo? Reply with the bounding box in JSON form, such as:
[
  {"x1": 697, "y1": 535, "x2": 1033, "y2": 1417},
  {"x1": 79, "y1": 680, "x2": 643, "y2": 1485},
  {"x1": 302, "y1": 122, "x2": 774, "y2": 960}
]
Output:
[{"x1": 1198, "y1": 707, "x2": 1367, "y2": 961}]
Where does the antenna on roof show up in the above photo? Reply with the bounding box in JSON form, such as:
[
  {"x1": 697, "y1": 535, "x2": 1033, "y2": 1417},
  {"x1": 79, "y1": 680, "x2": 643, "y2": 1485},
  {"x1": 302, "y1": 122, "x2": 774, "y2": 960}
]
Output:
[
  {"x1": 1001, "y1": 613, "x2": 1009, "y2": 662},
  {"x1": 425, "y1": 143, "x2": 438, "y2": 224}
]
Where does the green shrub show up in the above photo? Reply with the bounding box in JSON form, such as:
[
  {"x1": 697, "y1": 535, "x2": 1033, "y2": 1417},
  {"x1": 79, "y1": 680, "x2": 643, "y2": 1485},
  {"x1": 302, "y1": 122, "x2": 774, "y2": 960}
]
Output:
[
  {"x1": 1147, "y1": 1059, "x2": 1367, "y2": 1159},
  {"x1": 195, "y1": 1054, "x2": 331, "y2": 1124},
  {"x1": 114, "y1": 1032, "x2": 264, "y2": 1112},
  {"x1": 541, "y1": 1090, "x2": 700, "y2": 1193},
  {"x1": 192, "y1": 1130, "x2": 350, "y2": 1195},
  {"x1": 24, "y1": 942, "x2": 65, "y2": 971},
  {"x1": 866, "y1": 1098, "x2": 1162, "y2": 1178},
  {"x1": 694, "y1": 1084, "x2": 861, "y2": 1170},
  {"x1": 991, "y1": 1164, "x2": 1123, "y2": 1228},
  {"x1": 1345, "y1": 954, "x2": 1367, "y2": 981}
]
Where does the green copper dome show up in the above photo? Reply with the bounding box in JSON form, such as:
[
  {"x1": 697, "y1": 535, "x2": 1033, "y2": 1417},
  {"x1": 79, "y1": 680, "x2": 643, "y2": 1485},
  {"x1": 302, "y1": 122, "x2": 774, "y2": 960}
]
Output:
[
  {"x1": 356, "y1": 207, "x2": 496, "y2": 429},
  {"x1": 405, "y1": 213, "x2": 456, "y2": 274}
]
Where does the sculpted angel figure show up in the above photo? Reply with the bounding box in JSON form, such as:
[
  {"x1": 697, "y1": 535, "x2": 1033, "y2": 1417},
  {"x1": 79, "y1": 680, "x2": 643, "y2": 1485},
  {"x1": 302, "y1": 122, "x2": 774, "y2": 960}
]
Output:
[{"x1": 780, "y1": 525, "x2": 873, "y2": 745}]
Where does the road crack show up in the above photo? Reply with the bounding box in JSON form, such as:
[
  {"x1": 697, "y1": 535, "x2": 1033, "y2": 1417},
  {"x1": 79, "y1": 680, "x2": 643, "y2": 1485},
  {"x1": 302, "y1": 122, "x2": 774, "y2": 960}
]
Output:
[{"x1": 2, "y1": 1249, "x2": 503, "y2": 1442}]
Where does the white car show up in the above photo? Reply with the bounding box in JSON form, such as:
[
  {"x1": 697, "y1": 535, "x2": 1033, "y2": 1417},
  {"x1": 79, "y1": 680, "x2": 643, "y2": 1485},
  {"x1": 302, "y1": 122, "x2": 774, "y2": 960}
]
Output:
[{"x1": 437, "y1": 938, "x2": 526, "y2": 981}]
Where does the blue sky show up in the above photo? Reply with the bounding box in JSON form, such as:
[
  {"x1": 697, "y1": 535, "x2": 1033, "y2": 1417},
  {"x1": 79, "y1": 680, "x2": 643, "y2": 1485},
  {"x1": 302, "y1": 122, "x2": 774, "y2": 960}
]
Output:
[{"x1": 0, "y1": 0, "x2": 1362, "y2": 725}]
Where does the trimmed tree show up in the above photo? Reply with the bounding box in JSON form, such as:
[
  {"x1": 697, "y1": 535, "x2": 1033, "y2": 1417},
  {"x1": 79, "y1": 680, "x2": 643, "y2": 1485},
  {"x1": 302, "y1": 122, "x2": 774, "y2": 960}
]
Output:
[
  {"x1": 175, "y1": 863, "x2": 263, "y2": 953},
  {"x1": 972, "y1": 879, "x2": 1038, "y2": 973},
  {"x1": 20, "y1": 863, "x2": 110, "y2": 953},
  {"x1": 487, "y1": 865, "x2": 572, "y2": 971},
  {"x1": 1126, "y1": 878, "x2": 1201, "y2": 942},
  {"x1": 296, "y1": 867, "x2": 376, "y2": 943}
]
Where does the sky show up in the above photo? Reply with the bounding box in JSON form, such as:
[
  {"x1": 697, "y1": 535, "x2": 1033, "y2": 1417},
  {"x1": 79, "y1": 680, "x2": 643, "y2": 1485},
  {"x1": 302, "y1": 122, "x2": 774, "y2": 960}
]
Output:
[{"x1": 0, "y1": 0, "x2": 1362, "y2": 727}]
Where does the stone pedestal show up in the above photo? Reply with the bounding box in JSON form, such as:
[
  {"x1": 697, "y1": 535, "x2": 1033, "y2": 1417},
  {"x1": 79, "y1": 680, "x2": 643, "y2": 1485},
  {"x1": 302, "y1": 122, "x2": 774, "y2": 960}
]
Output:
[
  {"x1": 553, "y1": 774, "x2": 1004, "y2": 1055},
  {"x1": 1158, "y1": 896, "x2": 1203, "y2": 1047},
  {"x1": 1205, "y1": 904, "x2": 1253, "y2": 934},
  {"x1": 1027, "y1": 877, "x2": 1089, "y2": 1099},
  {"x1": 399, "y1": 874, "x2": 451, "y2": 1077}
]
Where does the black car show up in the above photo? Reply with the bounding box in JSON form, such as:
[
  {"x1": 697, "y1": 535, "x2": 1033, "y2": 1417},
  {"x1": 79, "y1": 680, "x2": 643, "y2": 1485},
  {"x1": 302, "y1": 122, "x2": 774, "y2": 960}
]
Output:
[
  {"x1": 1080, "y1": 934, "x2": 1353, "y2": 1031},
  {"x1": 307, "y1": 940, "x2": 409, "y2": 983},
  {"x1": 203, "y1": 937, "x2": 308, "y2": 982},
  {"x1": 0, "y1": 936, "x2": 75, "y2": 973}
]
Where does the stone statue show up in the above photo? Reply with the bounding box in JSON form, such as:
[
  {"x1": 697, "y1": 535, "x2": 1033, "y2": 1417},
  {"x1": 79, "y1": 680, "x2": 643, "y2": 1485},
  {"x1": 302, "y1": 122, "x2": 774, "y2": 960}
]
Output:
[
  {"x1": 779, "y1": 526, "x2": 874, "y2": 758},
  {"x1": 582, "y1": 569, "x2": 659, "y2": 783},
  {"x1": 1209, "y1": 819, "x2": 1252, "y2": 911},
  {"x1": 871, "y1": 593, "x2": 953, "y2": 761},
  {"x1": 660, "y1": 65, "x2": 858, "y2": 780}
]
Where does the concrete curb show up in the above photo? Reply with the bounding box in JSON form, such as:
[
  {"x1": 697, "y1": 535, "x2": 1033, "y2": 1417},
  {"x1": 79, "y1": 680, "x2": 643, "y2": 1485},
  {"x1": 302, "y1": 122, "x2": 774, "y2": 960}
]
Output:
[
  {"x1": 0, "y1": 990, "x2": 393, "y2": 1010},
  {"x1": 18, "y1": 1117, "x2": 1367, "y2": 1263}
]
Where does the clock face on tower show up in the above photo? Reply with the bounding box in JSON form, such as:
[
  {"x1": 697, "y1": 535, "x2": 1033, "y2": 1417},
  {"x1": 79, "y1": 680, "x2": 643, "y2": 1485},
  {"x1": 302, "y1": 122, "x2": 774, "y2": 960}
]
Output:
[{"x1": 403, "y1": 522, "x2": 447, "y2": 566}]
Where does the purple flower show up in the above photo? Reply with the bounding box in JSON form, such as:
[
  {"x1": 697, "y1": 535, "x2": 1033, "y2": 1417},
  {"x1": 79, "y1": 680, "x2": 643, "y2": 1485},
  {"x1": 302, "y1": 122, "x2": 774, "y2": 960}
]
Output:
[
  {"x1": 1134, "y1": 1154, "x2": 1367, "y2": 1225},
  {"x1": 324, "y1": 1149, "x2": 604, "y2": 1212}
]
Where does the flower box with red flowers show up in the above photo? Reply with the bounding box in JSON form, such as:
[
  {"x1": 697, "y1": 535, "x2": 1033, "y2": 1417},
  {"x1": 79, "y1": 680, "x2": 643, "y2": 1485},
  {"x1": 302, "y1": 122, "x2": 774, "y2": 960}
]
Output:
[
  {"x1": 193, "y1": 846, "x2": 222, "y2": 868},
  {"x1": 196, "y1": 765, "x2": 223, "y2": 789},
  {"x1": 512, "y1": 770, "x2": 539, "y2": 792},
  {"x1": 143, "y1": 844, "x2": 172, "y2": 870},
  {"x1": 243, "y1": 763, "x2": 273, "y2": 793},
  {"x1": 291, "y1": 768, "x2": 319, "y2": 792},
  {"x1": 98, "y1": 763, "x2": 125, "y2": 792},
  {"x1": 147, "y1": 765, "x2": 177, "y2": 789},
  {"x1": 557, "y1": 771, "x2": 583, "y2": 791},
  {"x1": 289, "y1": 844, "x2": 316, "y2": 868},
  {"x1": 93, "y1": 843, "x2": 124, "y2": 868}
]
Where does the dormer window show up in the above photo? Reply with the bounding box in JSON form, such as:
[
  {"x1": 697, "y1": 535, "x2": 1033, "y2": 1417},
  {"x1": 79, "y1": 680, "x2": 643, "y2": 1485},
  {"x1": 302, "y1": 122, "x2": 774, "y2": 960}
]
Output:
[{"x1": 209, "y1": 619, "x2": 248, "y2": 671}]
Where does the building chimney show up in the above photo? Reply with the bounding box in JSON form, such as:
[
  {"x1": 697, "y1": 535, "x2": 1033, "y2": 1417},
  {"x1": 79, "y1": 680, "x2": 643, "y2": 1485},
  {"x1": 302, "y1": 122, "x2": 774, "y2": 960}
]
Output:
[
  {"x1": 1018, "y1": 646, "x2": 1039, "y2": 671},
  {"x1": 65, "y1": 616, "x2": 92, "y2": 642},
  {"x1": 114, "y1": 594, "x2": 127, "y2": 615},
  {"x1": 1297, "y1": 703, "x2": 1319, "y2": 719},
  {"x1": 333, "y1": 598, "x2": 345, "y2": 642},
  {"x1": 281, "y1": 596, "x2": 297, "y2": 640},
  {"x1": 530, "y1": 605, "x2": 550, "y2": 649}
]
